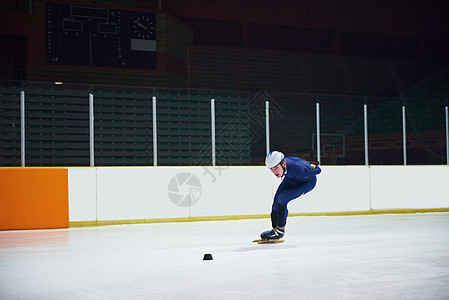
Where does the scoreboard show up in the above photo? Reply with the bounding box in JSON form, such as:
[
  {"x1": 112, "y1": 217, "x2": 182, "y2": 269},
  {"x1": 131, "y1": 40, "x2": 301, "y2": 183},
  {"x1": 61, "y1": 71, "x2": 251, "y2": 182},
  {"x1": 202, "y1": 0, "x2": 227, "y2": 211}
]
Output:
[{"x1": 46, "y1": 3, "x2": 156, "y2": 68}]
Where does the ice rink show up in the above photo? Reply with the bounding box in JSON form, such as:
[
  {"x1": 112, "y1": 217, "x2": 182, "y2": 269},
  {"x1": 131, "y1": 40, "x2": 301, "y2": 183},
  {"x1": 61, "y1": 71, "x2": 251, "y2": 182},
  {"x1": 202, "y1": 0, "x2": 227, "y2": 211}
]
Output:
[{"x1": 1, "y1": 213, "x2": 449, "y2": 299}]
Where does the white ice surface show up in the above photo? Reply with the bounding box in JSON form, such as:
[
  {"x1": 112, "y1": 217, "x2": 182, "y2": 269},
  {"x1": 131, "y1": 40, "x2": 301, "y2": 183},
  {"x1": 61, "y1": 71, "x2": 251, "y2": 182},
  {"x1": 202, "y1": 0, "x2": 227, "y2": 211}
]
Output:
[{"x1": 1, "y1": 213, "x2": 449, "y2": 300}]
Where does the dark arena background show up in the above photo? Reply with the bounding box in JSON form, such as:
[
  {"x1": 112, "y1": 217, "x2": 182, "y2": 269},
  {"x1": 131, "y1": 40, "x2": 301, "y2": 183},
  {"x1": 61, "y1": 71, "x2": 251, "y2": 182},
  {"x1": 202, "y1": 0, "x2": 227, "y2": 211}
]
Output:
[
  {"x1": 1, "y1": 2, "x2": 449, "y2": 299},
  {"x1": 1, "y1": 0, "x2": 448, "y2": 166}
]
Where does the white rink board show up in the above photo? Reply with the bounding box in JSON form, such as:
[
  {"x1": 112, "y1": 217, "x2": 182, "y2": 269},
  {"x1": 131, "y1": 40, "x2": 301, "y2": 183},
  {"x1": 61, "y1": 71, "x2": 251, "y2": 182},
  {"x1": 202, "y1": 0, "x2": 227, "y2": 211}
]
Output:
[
  {"x1": 68, "y1": 166, "x2": 274, "y2": 222},
  {"x1": 95, "y1": 166, "x2": 273, "y2": 220},
  {"x1": 67, "y1": 166, "x2": 449, "y2": 222},
  {"x1": 286, "y1": 166, "x2": 371, "y2": 213},
  {"x1": 370, "y1": 166, "x2": 449, "y2": 209},
  {"x1": 96, "y1": 167, "x2": 189, "y2": 220},
  {"x1": 188, "y1": 166, "x2": 273, "y2": 217},
  {"x1": 68, "y1": 168, "x2": 97, "y2": 222}
]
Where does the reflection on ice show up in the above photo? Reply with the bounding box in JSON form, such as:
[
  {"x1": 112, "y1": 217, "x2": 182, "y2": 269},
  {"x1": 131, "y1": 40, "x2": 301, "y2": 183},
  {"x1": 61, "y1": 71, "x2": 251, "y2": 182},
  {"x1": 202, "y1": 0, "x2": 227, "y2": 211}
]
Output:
[{"x1": 1, "y1": 213, "x2": 449, "y2": 299}]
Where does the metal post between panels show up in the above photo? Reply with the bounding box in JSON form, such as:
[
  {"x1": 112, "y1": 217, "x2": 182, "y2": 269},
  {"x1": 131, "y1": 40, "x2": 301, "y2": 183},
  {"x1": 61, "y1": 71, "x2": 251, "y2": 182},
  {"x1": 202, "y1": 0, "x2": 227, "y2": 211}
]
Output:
[
  {"x1": 265, "y1": 101, "x2": 270, "y2": 156},
  {"x1": 316, "y1": 102, "x2": 321, "y2": 163},
  {"x1": 402, "y1": 106, "x2": 407, "y2": 166},
  {"x1": 364, "y1": 104, "x2": 369, "y2": 166},
  {"x1": 152, "y1": 96, "x2": 157, "y2": 166},
  {"x1": 211, "y1": 98, "x2": 216, "y2": 166},
  {"x1": 446, "y1": 106, "x2": 449, "y2": 165},
  {"x1": 89, "y1": 93, "x2": 94, "y2": 167},
  {"x1": 20, "y1": 91, "x2": 25, "y2": 167}
]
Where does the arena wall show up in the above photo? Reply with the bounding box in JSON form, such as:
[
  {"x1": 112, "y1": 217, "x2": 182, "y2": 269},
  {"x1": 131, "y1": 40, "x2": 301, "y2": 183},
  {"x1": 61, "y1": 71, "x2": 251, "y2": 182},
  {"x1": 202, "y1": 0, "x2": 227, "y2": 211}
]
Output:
[{"x1": 1, "y1": 166, "x2": 448, "y2": 230}]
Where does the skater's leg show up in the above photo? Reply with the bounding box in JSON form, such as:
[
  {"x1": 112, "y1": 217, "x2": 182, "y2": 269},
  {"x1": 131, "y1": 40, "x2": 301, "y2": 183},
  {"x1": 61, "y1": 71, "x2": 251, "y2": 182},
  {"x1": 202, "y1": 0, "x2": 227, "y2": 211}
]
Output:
[
  {"x1": 277, "y1": 177, "x2": 317, "y2": 208},
  {"x1": 260, "y1": 198, "x2": 285, "y2": 239},
  {"x1": 273, "y1": 178, "x2": 317, "y2": 235},
  {"x1": 271, "y1": 196, "x2": 287, "y2": 228},
  {"x1": 261, "y1": 178, "x2": 317, "y2": 240},
  {"x1": 270, "y1": 209, "x2": 277, "y2": 228}
]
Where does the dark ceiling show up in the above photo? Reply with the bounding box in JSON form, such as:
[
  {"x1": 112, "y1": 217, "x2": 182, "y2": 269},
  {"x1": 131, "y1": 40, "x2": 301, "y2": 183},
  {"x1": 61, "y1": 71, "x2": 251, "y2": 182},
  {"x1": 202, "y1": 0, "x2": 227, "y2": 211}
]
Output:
[
  {"x1": 160, "y1": 0, "x2": 449, "y2": 38},
  {"x1": 158, "y1": 0, "x2": 449, "y2": 58}
]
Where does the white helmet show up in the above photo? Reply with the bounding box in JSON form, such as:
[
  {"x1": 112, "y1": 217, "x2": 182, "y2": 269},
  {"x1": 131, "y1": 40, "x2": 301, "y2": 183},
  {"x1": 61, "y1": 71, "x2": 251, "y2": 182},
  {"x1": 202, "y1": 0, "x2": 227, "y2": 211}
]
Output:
[{"x1": 265, "y1": 151, "x2": 285, "y2": 168}]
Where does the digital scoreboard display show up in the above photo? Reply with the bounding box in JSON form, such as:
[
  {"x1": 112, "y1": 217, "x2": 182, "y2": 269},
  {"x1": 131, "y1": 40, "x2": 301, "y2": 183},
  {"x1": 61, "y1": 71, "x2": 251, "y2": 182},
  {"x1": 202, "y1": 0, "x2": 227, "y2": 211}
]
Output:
[{"x1": 46, "y1": 3, "x2": 156, "y2": 68}]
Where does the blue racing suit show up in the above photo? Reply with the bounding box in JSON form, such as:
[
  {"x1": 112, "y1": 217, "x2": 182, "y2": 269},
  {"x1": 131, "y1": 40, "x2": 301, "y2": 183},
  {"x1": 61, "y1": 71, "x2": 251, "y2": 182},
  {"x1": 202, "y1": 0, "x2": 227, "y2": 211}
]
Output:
[{"x1": 271, "y1": 157, "x2": 321, "y2": 229}]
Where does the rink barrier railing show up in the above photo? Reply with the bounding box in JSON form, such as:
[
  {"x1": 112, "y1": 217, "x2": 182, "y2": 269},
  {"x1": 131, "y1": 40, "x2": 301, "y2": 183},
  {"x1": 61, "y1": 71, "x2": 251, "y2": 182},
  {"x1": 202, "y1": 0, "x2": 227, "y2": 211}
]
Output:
[
  {"x1": 17, "y1": 91, "x2": 448, "y2": 166},
  {"x1": 68, "y1": 208, "x2": 449, "y2": 228},
  {"x1": 16, "y1": 92, "x2": 248, "y2": 166},
  {"x1": 1, "y1": 165, "x2": 449, "y2": 230},
  {"x1": 57, "y1": 164, "x2": 449, "y2": 229},
  {"x1": 1, "y1": 81, "x2": 448, "y2": 167}
]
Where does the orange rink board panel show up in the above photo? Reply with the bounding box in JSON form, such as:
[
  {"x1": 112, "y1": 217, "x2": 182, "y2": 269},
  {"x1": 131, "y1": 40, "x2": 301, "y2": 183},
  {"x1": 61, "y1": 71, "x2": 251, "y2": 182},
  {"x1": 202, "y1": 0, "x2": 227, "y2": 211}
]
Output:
[{"x1": 0, "y1": 168, "x2": 69, "y2": 230}]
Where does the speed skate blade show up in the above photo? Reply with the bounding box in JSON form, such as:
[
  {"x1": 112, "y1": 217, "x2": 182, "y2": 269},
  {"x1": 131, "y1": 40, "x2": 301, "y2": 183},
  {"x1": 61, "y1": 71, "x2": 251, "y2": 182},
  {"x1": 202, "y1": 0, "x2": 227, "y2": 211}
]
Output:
[{"x1": 253, "y1": 238, "x2": 285, "y2": 244}]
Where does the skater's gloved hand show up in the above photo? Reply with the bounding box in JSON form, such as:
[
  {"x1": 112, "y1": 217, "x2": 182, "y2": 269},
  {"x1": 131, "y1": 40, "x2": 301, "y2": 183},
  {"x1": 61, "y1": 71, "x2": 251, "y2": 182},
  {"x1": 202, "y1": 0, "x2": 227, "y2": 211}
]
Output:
[{"x1": 310, "y1": 162, "x2": 321, "y2": 174}]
